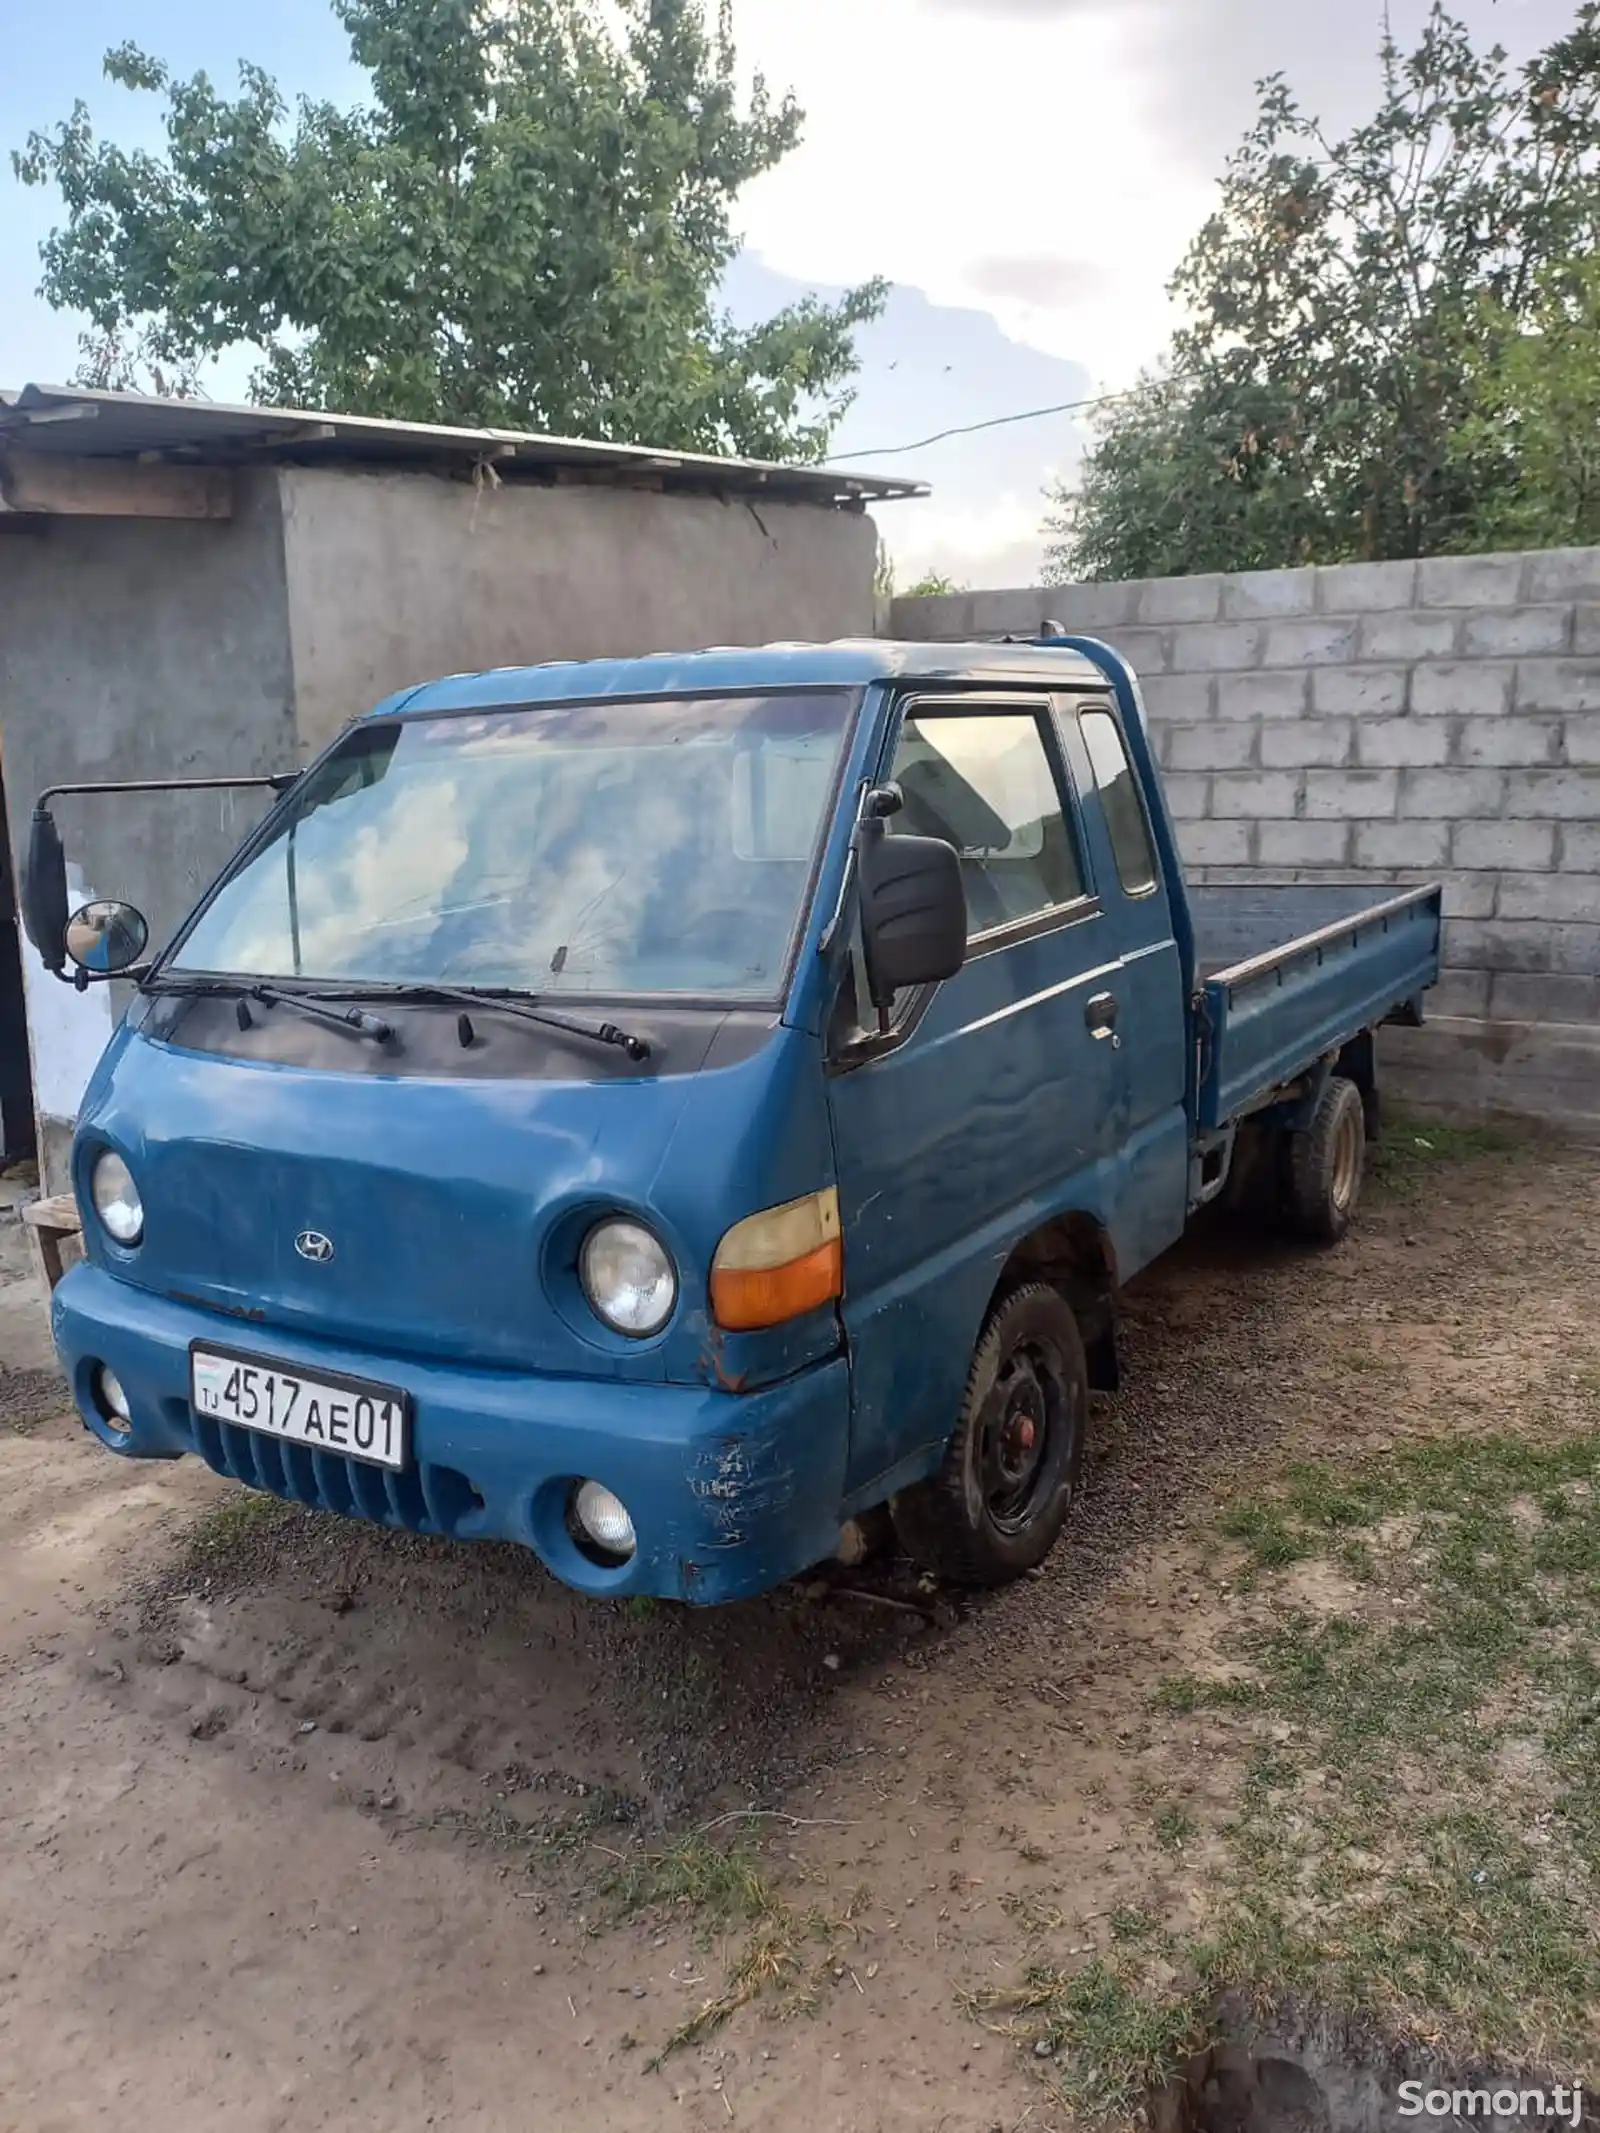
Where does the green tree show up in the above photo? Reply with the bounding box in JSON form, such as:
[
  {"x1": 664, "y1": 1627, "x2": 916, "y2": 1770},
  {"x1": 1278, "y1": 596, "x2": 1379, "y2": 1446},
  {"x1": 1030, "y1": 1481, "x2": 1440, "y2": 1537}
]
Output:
[
  {"x1": 1453, "y1": 253, "x2": 1600, "y2": 549},
  {"x1": 1045, "y1": 2, "x2": 1600, "y2": 582},
  {"x1": 13, "y1": 0, "x2": 885, "y2": 459}
]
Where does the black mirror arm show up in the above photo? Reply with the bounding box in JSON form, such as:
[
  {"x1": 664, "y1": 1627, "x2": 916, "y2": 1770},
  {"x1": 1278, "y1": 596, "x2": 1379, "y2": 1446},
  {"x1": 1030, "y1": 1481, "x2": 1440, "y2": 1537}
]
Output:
[
  {"x1": 37, "y1": 772, "x2": 298, "y2": 807},
  {"x1": 70, "y1": 963, "x2": 154, "y2": 992}
]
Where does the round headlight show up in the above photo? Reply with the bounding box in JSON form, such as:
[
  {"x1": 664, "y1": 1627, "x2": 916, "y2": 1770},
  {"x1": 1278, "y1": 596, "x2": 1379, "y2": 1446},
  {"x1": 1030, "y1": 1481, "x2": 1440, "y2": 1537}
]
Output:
[
  {"x1": 579, "y1": 1219, "x2": 676, "y2": 1338},
  {"x1": 571, "y1": 1480, "x2": 637, "y2": 1562},
  {"x1": 90, "y1": 1150, "x2": 143, "y2": 1246}
]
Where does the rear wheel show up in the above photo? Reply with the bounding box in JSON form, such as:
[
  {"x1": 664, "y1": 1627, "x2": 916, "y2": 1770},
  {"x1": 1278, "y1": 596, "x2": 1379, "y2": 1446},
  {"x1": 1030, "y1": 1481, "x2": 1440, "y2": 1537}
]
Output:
[
  {"x1": 1284, "y1": 1074, "x2": 1366, "y2": 1245},
  {"x1": 891, "y1": 1283, "x2": 1088, "y2": 1587}
]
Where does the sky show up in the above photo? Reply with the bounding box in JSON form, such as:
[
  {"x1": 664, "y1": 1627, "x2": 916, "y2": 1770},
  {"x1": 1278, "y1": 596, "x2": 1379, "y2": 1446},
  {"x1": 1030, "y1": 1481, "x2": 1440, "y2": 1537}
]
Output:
[{"x1": 0, "y1": 0, "x2": 1580, "y2": 586}]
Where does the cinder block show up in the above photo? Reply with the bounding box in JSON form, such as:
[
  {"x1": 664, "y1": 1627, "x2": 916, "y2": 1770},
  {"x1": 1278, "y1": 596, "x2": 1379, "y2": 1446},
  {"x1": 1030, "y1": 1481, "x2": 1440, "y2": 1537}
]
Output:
[
  {"x1": 1102, "y1": 628, "x2": 1170, "y2": 673},
  {"x1": 1513, "y1": 658, "x2": 1600, "y2": 713},
  {"x1": 1137, "y1": 673, "x2": 1214, "y2": 723},
  {"x1": 1169, "y1": 623, "x2": 1265, "y2": 672},
  {"x1": 1453, "y1": 820, "x2": 1558, "y2": 871},
  {"x1": 1313, "y1": 559, "x2": 1418, "y2": 613},
  {"x1": 1312, "y1": 667, "x2": 1407, "y2": 715},
  {"x1": 1262, "y1": 619, "x2": 1360, "y2": 667},
  {"x1": 1222, "y1": 568, "x2": 1317, "y2": 619},
  {"x1": 1461, "y1": 606, "x2": 1572, "y2": 658},
  {"x1": 1210, "y1": 770, "x2": 1302, "y2": 819},
  {"x1": 1525, "y1": 546, "x2": 1600, "y2": 603},
  {"x1": 1261, "y1": 718, "x2": 1353, "y2": 768},
  {"x1": 1406, "y1": 768, "x2": 1506, "y2": 816},
  {"x1": 1356, "y1": 720, "x2": 1451, "y2": 767},
  {"x1": 1519, "y1": 662, "x2": 1600, "y2": 729},
  {"x1": 1357, "y1": 612, "x2": 1458, "y2": 662},
  {"x1": 1504, "y1": 769, "x2": 1600, "y2": 820},
  {"x1": 1563, "y1": 823, "x2": 1600, "y2": 872},
  {"x1": 1303, "y1": 769, "x2": 1400, "y2": 819},
  {"x1": 1452, "y1": 920, "x2": 1600, "y2": 976},
  {"x1": 1258, "y1": 820, "x2": 1350, "y2": 866},
  {"x1": 1356, "y1": 821, "x2": 1450, "y2": 868},
  {"x1": 1214, "y1": 672, "x2": 1309, "y2": 721},
  {"x1": 1439, "y1": 872, "x2": 1500, "y2": 919},
  {"x1": 1572, "y1": 604, "x2": 1600, "y2": 655},
  {"x1": 890, "y1": 591, "x2": 974, "y2": 640},
  {"x1": 1566, "y1": 715, "x2": 1600, "y2": 765},
  {"x1": 1456, "y1": 717, "x2": 1562, "y2": 767},
  {"x1": 1167, "y1": 722, "x2": 1258, "y2": 771},
  {"x1": 1492, "y1": 971, "x2": 1600, "y2": 1023},
  {"x1": 1499, "y1": 873, "x2": 1600, "y2": 922},
  {"x1": 1163, "y1": 772, "x2": 1211, "y2": 820},
  {"x1": 1431, "y1": 970, "x2": 1494, "y2": 1018},
  {"x1": 1033, "y1": 581, "x2": 1144, "y2": 632},
  {"x1": 1179, "y1": 819, "x2": 1254, "y2": 865},
  {"x1": 1139, "y1": 575, "x2": 1225, "y2": 625},
  {"x1": 1418, "y1": 553, "x2": 1526, "y2": 607},
  {"x1": 1411, "y1": 662, "x2": 1514, "y2": 716}
]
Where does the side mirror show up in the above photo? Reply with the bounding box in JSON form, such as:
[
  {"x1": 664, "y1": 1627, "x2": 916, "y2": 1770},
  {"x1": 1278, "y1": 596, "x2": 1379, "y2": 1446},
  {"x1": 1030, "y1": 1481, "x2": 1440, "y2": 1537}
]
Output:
[
  {"x1": 857, "y1": 822, "x2": 967, "y2": 1012},
  {"x1": 65, "y1": 899, "x2": 149, "y2": 976},
  {"x1": 21, "y1": 806, "x2": 70, "y2": 973}
]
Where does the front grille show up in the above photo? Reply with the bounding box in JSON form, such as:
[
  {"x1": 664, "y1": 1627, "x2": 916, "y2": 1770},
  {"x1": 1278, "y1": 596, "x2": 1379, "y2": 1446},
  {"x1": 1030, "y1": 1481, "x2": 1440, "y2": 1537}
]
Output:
[{"x1": 191, "y1": 1413, "x2": 483, "y2": 1537}]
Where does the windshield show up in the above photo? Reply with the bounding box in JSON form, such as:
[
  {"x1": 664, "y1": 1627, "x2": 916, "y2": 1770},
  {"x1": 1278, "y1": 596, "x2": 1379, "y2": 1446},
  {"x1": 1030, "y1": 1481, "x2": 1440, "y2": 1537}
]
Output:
[{"x1": 167, "y1": 690, "x2": 855, "y2": 1000}]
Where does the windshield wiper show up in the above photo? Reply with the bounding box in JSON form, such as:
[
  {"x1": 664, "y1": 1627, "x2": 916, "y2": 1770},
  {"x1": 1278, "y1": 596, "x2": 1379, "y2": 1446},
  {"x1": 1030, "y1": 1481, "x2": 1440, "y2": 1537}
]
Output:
[
  {"x1": 332, "y1": 982, "x2": 651, "y2": 1062},
  {"x1": 145, "y1": 975, "x2": 392, "y2": 1045}
]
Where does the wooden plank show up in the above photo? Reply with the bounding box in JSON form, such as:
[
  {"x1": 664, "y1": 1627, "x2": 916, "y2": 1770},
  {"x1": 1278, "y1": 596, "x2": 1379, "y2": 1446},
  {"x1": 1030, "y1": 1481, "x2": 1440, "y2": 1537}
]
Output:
[
  {"x1": 0, "y1": 451, "x2": 234, "y2": 520},
  {"x1": 22, "y1": 1192, "x2": 82, "y2": 1236}
]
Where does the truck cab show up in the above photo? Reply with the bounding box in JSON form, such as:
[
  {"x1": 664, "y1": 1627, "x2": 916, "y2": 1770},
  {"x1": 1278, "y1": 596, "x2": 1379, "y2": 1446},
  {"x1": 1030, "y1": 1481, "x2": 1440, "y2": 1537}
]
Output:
[{"x1": 31, "y1": 639, "x2": 1440, "y2": 1602}]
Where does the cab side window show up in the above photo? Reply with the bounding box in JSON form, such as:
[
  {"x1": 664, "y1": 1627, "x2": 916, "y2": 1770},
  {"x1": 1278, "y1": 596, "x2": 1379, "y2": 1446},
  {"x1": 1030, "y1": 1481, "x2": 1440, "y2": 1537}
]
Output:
[
  {"x1": 889, "y1": 708, "x2": 1085, "y2": 938},
  {"x1": 1078, "y1": 707, "x2": 1159, "y2": 897}
]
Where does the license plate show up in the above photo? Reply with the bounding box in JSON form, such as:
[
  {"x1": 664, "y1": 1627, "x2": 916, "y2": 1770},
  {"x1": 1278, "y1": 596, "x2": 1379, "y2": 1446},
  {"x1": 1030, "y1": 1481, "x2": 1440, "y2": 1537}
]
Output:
[{"x1": 189, "y1": 1345, "x2": 410, "y2": 1471}]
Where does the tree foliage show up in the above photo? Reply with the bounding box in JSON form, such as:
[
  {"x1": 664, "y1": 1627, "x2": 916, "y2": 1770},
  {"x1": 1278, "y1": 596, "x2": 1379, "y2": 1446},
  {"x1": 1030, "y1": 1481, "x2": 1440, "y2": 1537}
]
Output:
[
  {"x1": 13, "y1": 0, "x2": 884, "y2": 458},
  {"x1": 1045, "y1": 3, "x2": 1600, "y2": 581}
]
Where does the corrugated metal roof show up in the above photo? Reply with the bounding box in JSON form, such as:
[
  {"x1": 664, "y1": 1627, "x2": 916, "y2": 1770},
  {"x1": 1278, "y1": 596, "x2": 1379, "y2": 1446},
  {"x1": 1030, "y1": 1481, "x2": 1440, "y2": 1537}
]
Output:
[{"x1": 0, "y1": 383, "x2": 926, "y2": 507}]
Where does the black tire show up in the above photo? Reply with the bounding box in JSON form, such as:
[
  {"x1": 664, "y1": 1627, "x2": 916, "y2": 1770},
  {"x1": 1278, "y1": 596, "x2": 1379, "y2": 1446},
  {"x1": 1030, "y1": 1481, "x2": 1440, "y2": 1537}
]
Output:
[
  {"x1": 890, "y1": 1283, "x2": 1089, "y2": 1587},
  {"x1": 1284, "y1": 1074, "x2": 1366, "y2": 1245}
]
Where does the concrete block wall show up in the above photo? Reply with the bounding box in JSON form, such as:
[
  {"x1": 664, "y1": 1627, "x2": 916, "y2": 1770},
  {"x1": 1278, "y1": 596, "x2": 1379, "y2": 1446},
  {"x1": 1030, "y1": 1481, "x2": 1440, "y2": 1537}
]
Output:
[{"x1": 890, "y1": 550, "x2": 1600, "y2": 1134}]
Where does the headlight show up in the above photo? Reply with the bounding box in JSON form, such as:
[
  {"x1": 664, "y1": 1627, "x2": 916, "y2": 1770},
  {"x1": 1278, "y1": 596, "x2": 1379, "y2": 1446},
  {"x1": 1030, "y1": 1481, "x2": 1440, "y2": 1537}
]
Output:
[
  {"x1": 90, "y1": 1150, "x2": 143, "y2": 1246},
  {"x1": 570, "y1": 1480, "x2": 637, "y2": 1562},
  {"x1": 579, "y1": 1219, "x2": 676, "y2": 1338}
]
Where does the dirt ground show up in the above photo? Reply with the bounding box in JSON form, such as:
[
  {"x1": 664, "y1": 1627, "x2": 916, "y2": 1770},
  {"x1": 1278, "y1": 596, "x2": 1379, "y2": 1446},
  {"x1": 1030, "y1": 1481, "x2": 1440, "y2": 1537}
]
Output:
[{"x1": 1, "y1": 1128, "x2": 1595, "y2": 2133}]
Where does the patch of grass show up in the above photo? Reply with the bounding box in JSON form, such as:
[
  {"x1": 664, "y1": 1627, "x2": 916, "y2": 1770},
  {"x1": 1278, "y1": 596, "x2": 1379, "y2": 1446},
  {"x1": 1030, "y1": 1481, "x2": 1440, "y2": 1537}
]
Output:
[
  {"x1": 1115, "y1": 1432, "x2": 1600, "y2": 2084},
  {"x1": 1370, "y1": 1117, "x2": 1518, "y2": 1202},
  {"x1": 596, "y1": 1831, "x2": 780, "y2": 1927},
  {"x1": 974, "y1": 1954, "x2": 1214, "y2": 2121},
  {"x1": 186, "y1": 1488, "x2": 299, "y2": 1556},
  {"x1": 1152, "y1": 1803, "x2": 1196, "y2": 1854}
]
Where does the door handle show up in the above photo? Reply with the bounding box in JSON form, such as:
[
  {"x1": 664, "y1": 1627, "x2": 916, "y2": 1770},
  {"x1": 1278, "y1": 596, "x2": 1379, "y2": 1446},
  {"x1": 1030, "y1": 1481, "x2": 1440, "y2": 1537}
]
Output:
[{"x1": 1086, "y1": 991, "x2": 1120, "y2": 1045}]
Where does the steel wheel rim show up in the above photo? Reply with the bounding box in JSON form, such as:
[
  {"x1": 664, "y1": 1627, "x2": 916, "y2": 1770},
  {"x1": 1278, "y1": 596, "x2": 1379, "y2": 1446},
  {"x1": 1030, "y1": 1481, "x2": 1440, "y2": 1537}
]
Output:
[
  {"x1": 1331, "y1": 1103, "x2": 1363, "y2": 1213},
  {"x1": 978, "y1": 1338, "x2": 1068, "y2": 1536}
]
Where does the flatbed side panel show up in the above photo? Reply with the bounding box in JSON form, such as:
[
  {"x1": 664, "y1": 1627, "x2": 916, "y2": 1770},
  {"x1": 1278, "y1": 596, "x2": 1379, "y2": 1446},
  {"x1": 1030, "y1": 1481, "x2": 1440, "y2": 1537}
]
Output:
[{"x1": 1199, "y1": 886, "x2": 1443, "y2": 1130}]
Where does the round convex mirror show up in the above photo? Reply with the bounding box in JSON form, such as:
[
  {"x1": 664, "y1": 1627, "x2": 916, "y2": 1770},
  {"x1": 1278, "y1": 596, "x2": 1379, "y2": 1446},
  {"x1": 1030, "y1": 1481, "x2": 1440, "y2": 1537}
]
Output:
[{"x1": 65, "y1": 899, "x2": 149, "y2": 975}]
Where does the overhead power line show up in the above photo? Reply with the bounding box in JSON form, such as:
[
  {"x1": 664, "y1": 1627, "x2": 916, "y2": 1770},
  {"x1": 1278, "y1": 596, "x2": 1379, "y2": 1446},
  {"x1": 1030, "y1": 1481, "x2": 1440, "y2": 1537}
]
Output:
[{"x1": 830, "y1": 385, "x2": 1136, "y2": 462}]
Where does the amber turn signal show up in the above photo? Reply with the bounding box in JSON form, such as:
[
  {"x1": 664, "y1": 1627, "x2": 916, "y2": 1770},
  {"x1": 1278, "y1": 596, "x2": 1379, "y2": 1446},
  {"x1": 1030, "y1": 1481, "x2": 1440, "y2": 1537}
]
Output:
[{"x1": 710, "y1": 1187, "x2": 843, "y2": 1332}]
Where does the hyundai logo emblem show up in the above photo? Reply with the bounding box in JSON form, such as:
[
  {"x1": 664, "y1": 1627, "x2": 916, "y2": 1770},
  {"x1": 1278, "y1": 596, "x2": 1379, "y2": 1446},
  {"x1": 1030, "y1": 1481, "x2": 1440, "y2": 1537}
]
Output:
[{"x1": 294, "y1": 1230, "x2": 335, "y2": 1264}]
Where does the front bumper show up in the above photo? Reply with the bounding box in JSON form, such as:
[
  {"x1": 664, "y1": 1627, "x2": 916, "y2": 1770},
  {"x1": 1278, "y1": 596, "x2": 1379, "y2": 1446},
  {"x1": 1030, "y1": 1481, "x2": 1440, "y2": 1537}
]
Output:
[{"x1": 52, "y1": 1264, "x2": 852, "y2": 1604}]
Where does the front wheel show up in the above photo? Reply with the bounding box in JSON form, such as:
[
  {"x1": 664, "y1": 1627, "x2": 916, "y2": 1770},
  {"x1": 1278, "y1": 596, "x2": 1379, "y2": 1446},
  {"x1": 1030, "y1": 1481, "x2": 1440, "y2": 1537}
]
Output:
[
  {"x1": 891, "y1": 1284, "x2": 1089, "y2": 1587},
  {"x1": 1284, "y1": 1074, "x2": 1367, "y2": 1244}
]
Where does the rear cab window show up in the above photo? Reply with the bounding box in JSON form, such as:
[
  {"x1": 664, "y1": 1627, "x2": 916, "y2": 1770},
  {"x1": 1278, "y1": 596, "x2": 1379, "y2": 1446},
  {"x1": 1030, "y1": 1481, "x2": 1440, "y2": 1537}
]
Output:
[{"x1": 1077, "y1": 705, "x2": 1159, "y2": 897}]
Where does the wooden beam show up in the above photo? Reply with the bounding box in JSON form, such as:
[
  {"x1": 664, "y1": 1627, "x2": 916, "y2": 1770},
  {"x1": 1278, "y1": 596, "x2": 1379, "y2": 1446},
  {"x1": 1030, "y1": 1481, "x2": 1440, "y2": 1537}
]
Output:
[{"x1": 0, "y1": 451, "x2": 234, "y2": 520}]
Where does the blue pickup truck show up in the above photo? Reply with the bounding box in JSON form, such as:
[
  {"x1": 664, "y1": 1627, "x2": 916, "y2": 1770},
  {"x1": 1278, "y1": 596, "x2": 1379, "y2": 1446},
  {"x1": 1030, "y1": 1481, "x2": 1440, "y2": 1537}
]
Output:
[{"x1": 23, "y1": 637, "x2": 1441, "y2": 1603}]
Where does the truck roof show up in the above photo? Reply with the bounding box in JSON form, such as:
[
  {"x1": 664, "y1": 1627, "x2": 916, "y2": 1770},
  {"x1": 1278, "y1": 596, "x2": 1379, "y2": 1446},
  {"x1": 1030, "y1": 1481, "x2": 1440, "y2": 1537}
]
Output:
[{"x1": 377, "y1": 639, "x2": 1110, "y2": 718}]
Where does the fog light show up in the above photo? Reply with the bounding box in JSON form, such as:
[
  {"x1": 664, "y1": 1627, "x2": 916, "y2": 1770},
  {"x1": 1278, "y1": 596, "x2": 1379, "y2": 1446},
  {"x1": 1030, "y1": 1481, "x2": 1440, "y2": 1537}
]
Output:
[
  {"x1": 95, "y1": 1363, "x2": 132, "y2": 1432},
  {"x1": 571, "y1": 1479, "x2": 636, "y2": 1562}
]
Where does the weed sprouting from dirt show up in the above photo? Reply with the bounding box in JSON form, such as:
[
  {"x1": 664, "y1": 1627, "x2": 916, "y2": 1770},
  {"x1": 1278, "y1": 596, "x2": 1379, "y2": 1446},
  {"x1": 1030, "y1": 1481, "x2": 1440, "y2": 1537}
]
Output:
[
  {"x1": 596, "y1": 1830, "x2": 780, "y2": 1926},
  {"x1": 973, "y1": 1949, "x2": 1214, "y2": 2120}
]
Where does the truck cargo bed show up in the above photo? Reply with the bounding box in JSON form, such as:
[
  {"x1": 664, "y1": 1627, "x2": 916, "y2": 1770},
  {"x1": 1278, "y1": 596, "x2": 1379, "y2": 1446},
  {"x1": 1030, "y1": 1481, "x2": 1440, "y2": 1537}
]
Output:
[{"x1": 1188, "y1": 882, "x2": 1443, "y2": 1131}]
